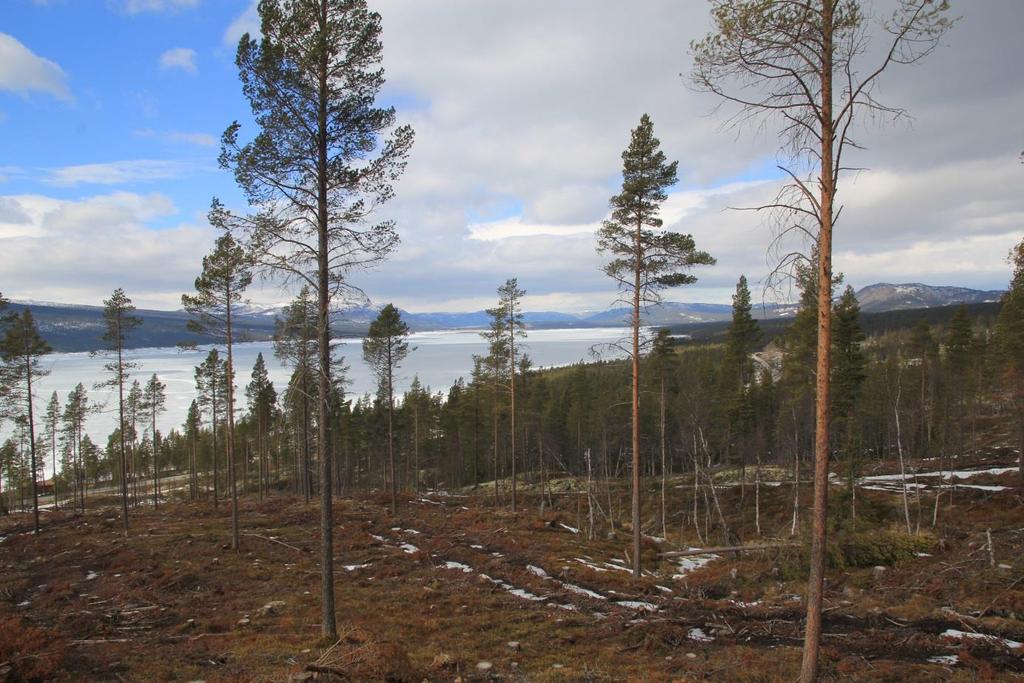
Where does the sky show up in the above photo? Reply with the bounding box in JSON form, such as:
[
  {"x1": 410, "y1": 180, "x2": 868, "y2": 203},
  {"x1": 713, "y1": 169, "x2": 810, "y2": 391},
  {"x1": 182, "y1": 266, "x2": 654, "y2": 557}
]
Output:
[{"x1": 1, "y1": 0, "x2": 1022, "y2": 314}]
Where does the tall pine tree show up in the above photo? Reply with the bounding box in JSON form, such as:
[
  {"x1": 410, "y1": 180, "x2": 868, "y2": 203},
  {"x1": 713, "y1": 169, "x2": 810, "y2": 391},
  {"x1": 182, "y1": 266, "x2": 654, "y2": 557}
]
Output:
[
  {"x1": 221, "y1": 0, "x2": 415, "y2": 637},
  {"x1": 362, "y1": 304, "x2": 410, "y2": 514},
  {"x1": 95, "y1": 289, "x2": 142, "y2": 535},
  {"x1": 182, "y1": 228, "x2": 253, "y2": 550},
  {"x1": 597, "y1": 113, "x2": 714, "y2": 577},
  {"x1": 0, "y1": 310, "x2": 52, "y2": 533}
]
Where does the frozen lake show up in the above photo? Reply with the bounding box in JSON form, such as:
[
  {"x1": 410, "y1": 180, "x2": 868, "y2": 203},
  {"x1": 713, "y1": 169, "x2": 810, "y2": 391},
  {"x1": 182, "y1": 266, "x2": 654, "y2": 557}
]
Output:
[{"x1": 22, "y1": 327, "x2": 630, "y2": 457}]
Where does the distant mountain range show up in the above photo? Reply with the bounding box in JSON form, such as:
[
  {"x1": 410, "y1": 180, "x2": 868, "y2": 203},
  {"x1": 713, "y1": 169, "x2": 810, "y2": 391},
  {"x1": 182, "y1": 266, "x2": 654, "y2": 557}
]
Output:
[
  {"x1": 7, "y1": 282, "x2": 1005, "y2": 352},
  {"x1": 854, "y1": 282, "x2": 1004, "y2": 313}
]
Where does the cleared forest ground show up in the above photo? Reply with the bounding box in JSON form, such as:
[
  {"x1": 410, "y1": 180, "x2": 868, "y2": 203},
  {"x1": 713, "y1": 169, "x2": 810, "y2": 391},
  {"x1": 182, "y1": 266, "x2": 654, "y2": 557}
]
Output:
[{"x1": 2, "y1": 452, "x2": 1023, "y2": 681}]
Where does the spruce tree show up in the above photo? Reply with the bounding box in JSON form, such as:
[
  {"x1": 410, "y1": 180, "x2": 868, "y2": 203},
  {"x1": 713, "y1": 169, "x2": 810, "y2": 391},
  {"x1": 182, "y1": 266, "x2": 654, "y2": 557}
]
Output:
[
  {"x1": 143, "y1": 374, "x2": 167, "y2": 508},
  {"x1": 597, "y1": 113, "x2": 714, "y2": 578},
  {"x1": 182, "y1": 229, "x2": 253, "y2": 550},
  {"x1": 273, "y1": 287, "x2": 319, "y2": 502},
  {"x1": 126, "y1": 380, "x2": 144, "y2": 505},
  {"x1": 195, "y1": 349, "x2": 228, "y2": 505},
  {"x1": 246, "y1": 353, "x2": 277, "y2": 500},
  {"x1": 0, "y1": 310, "x2": 52, "y2": 533},
  {"x1": 909, "y1": 320, "x2": 937, "y2": 456},
  {"x1": 831, "y1": 286, "x2": 866, "y2": 424},
  {"x1": 62, "y1": 383, "x2": 90, "y2": 512},
  {"x1": 484, "y1": 279, "x2": 527, "y2": 512},
  {"x1": 43, "y1": 392, "x2": 60, "y2": 510},
  {"x1": 185, "y1": 400, "x2": 201, "y2": 500},
  {"x1": 724, "y1": 275, "x2": 762, "y2": 390},
  {"x1": 95, "y1": 288, "x2": 142, "y2": 535},
  {"x1": 362, "y1": 304, "x2": 410, "y2": 514},
  {"x1": 994, "y1": 237, "x2": 1024, "y2": 477}
]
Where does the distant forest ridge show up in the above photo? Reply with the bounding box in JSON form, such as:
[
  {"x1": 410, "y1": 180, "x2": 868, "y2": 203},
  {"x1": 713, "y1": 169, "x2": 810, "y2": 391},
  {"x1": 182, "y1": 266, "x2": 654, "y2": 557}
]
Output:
[{"x1": 9, "y1": 282, "x2": 1006, "y2": 353}]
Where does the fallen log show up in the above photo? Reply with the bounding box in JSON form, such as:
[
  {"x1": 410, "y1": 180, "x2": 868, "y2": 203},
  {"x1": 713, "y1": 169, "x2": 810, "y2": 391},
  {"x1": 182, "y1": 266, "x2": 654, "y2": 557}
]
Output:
[
  {"x1": 659, "y1": 542, "x2": 798, "y2": 558},
  {"x1": 242, "y1": 532, "x2": 304, "y2": 552}
]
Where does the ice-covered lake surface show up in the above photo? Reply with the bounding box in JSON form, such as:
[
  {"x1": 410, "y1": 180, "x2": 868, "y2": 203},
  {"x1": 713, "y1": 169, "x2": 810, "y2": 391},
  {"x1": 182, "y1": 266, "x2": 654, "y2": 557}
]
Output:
[{"x1": 26, "y1": 327, "x2": 631, "y2": 454}]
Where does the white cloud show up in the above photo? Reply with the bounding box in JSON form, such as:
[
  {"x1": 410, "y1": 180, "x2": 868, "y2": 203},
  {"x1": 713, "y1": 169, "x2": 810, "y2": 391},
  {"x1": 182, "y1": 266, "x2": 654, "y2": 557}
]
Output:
[
  {"x1": 133, "y1": 128, "x2": 216, "y2": 147},
  {"x1": 468, "y1": 217, "x2": 596, "y2": 242},
  {"x1": 335, "y1": 1, "x2": 1021, "y2": 311},
  {"x1": 123, "y1": 0, "x2": 199, "y2": 14},
  {"x1": 46, "y1": 159, "x2": 203, "y2": 186},
  {"x1": 0, "y1": 192, "x2": 214, "y2": 309},
  {"x1": 5, "y1": 2, "x2": 1011, "y2": 313},
  {"x1": 0, "y1": 33, "x2": 71, "y2": 101},
  {"x1": 223, "y1": 1, "x2": 260, "y2": 47},
  {"x1": 159, "y1": 47, "x2": 197, "y2": 74}
]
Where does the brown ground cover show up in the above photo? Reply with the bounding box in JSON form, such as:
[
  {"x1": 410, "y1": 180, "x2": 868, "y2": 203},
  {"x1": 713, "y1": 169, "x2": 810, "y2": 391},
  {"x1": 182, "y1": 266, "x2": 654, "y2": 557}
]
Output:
[{"x1": 2, "y1": 453, "x2": 1023, "y2": 681}]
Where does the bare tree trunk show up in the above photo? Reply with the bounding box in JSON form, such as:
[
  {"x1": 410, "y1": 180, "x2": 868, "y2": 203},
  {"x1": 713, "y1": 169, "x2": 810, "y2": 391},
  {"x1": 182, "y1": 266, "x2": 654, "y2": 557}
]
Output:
[
  {"x1": 152, "y1": 407, "x2": 159, "y2": 510},
  {"x1": 586, "y1": 447, "x2": 595, "y2": 541},
  {"x1": 791, "y1": 446, "x2": 800, "y2": 537},
  {"x1": 894, "y1": 367, "x2": 912, "y2": 534},
  {"x1": 801, "y1": 2, "x2": 834, "y2": 677},
  {"x1": 660, "y1": 375, "x2": 667, "y2": 539},
  {"x1": 509, "y1": 301, "x2": 517, "y2": 513},
  {"x1": 755, "y1": 447, "x2": 762, "y2": 538},
  {"x1": 630, "y1": 217, "x2": 642, "y2": 578},
  {"x1": 24, "y1": 356, "x2": 40, "y2": 534},
  {"x1": 413, "y1": 404, "x2": 419, "y2": 494},
  {"x1": 117, "y1": 318, "x2": 129, "y2": 536},
  {"x1": 692, "y1": 436, "x2": 704, "y2": 545},
  {"x1": 493, "y1": 399, "x2": 500, "y2": 506},
  {"x1": 212, "y1": 393, "x2": 219, "y2": 509},
  {"x1": 315, "y1": 6, "x2": 337, "y2": 639},
  {"x1": 387, "y1": 351, "x2": 397, "y2": 515}
]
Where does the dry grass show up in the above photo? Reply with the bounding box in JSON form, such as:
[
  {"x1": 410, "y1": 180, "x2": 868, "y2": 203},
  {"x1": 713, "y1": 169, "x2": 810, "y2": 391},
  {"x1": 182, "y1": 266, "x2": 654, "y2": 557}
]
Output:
[{"x1": 0, "y1": 449, "x2": 1021, "y2": 681}]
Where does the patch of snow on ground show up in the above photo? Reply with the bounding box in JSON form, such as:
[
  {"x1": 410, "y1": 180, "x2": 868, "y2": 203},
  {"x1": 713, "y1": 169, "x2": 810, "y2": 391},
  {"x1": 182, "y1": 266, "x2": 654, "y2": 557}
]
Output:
[
  {"x1": 369, "y1": 534, "x2": 385, "y2": 542},
  {"x1": 941, "y1": 629, "x2": 1023, "y2": 649},
  {"x1": 470, "y1": 544, "x2": 484, "y2": 550},
  {"x1": 672, "y1": 550, "x2": 719, "y2": 579},
  {"x1": 479, "y1": 574, "x2": 545, "y2": 601},
  {"x1": 85, "y1": 571, "x2": 99, "y2": 581},
  {"x1": 563, "y1": 583, "x2": 607, "y2": 600},
  {"x1": 575, "y1": 557, "x2": 608, "y2": 572},
  {"x1": 343, "y1": 563, "x2": 371, "y2": 571},
  {"x1": 603, "y1": 562, "x2": 634, "y2": 574},
  {"x1": 862, "y1": 467, "x2": 1017, "y2": 483},
  {"x1": 614, "y1": 600, "x2": 659, "y2": 612},
  {"x1": 442, "y1": 561, "x2": 473, "y2": 573},
  {"x1": 688, "y1": 627, "x2": 714, "y2": 642},
  {"x1": 527, "y1": 565, "x2": 549, "y2": 578},
  {"x1": 399, "y1": 543, "x2": 420, "y2": 554},
  {"x1": 928, "y1": 654, "x2": 958, "y2": 665}
]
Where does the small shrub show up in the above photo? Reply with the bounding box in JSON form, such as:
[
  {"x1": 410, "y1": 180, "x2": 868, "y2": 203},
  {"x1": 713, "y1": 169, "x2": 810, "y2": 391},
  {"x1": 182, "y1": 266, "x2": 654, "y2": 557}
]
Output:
[
  {"x1": 835, "y1": 530, "x2": 935, "y2": 569},
  {"x1": 0, "y1": 616, "x2": 68, "y2": 681}
]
